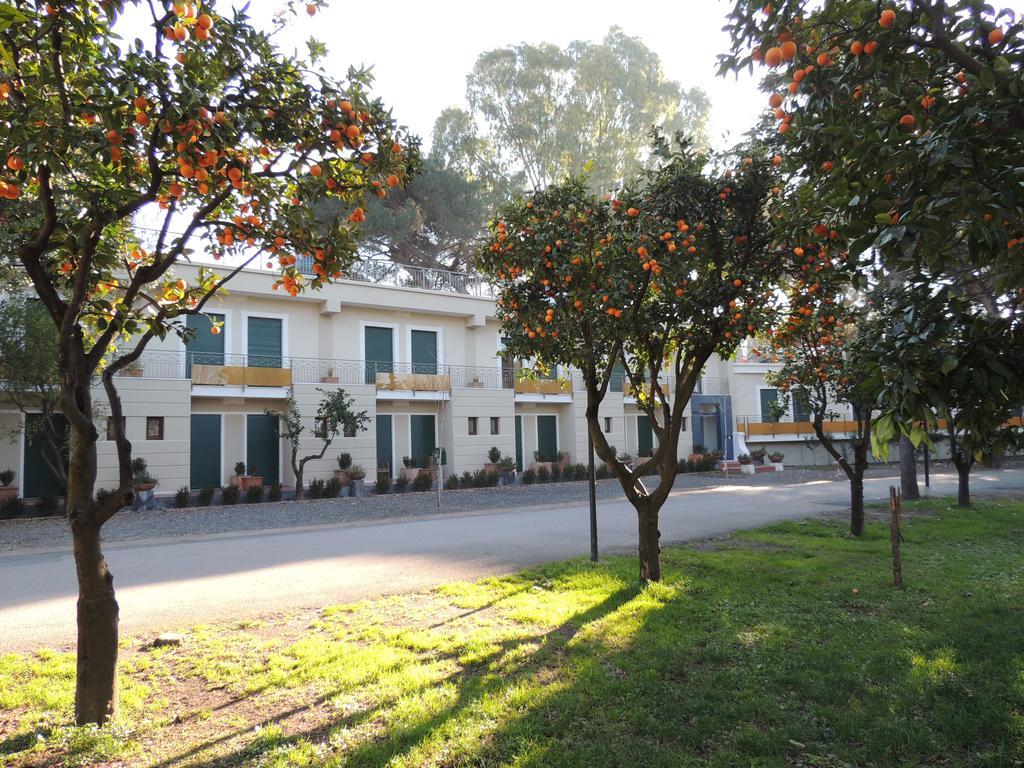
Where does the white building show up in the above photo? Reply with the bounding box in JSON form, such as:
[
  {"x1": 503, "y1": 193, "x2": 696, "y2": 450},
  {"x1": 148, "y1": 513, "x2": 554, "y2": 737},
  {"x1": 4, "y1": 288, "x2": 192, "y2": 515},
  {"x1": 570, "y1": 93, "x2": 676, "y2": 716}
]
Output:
[{"x1": 0, "y1": 262, "x2": 871, "y2": 500}]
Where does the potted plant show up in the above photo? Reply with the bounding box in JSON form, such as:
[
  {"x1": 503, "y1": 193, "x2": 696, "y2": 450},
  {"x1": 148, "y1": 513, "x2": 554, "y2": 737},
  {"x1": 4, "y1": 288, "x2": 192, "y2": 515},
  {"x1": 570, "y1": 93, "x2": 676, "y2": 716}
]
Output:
[
  {"x1": 348, "y1": 464, "x2": 366, "y2": 496},
  {"x1": 123, "y1": 360, "x2": 144, "y2": 377},
  {"x1": 399, "y1": 455, "x2": 421, "y2": 483},
  {"x1": 131, "y1": 457, "x2": 158, "y2": 491},
  {"x1": 320, "y1": 366, "x2": 339, "y2": 384},
  {"x1": 767, "y1": 450, "x2": 785, "y2": 471},
  {"x1": 556, "y1": 451, "x2": 571, "y2": 471},
  {"x1": 750, "y1": 448, "x2": 767, "y2": 465},
  {"x1": 335, "y1": 452, "x2": 352, "y2": 484},
  {"x1": 529, "y1": 449, "x2": 553, "y2": 473},
  {"x1": 484, "y1": 446, "x2": 502, "y2": 472},
  {"x1": 497, "y1": 456, "x2": 516, "y2": 485},
  {"x1": 230, "y1": 460, "x2": 263, "y2": 491},
  {"x1": 736, "y1": 453, "x2": 756, "y2": 475},
  {"x1": 0, "y1": 469, "x2": 16, "y2": 502},
  {"x1": 467, "y1": 374, "x2": 484, "y2": 388}
]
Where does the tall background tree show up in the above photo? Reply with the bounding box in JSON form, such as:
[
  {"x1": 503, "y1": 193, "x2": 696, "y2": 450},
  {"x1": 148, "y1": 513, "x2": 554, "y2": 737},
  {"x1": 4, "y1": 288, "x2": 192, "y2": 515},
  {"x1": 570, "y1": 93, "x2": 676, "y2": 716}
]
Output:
[
  {"x1": 365, "y1": 28, "x2": 713, "y2": 273},
  {"x1": 0, "y1": 0, "x2": 416, "y2": 724},
  {"x1": 720, "y1": 0, "x2": 1023, "y2": 457},
  {"x1": 478, "y1": 135, "x2": 782, "y2": 582}
]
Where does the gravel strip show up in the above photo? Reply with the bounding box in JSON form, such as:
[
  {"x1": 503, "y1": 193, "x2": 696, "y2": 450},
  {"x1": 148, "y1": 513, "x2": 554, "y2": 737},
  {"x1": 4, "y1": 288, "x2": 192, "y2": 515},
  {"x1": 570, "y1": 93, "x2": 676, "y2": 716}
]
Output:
[{"x1": 0, "y1": 467, "x2": 921, "y2": 554}]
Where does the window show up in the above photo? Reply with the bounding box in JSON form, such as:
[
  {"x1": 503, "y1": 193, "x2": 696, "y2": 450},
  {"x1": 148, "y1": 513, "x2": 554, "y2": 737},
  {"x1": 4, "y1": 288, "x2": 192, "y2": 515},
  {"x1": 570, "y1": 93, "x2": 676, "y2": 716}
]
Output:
[
  {"x1": 759, "y1": 388, "x2": 780, "y2": 423},
  {"x1": 314, "y1": 417, "x2": 328, "y2": 439},
  {"x1": 604, "y1": 417, "x2": 613, "y2": 433},
  {"x1": 468, "y1": 417, "x2": 478, "y2": 436},
  {"x1": 343, "y1": 423, "x2": 357, "y2": 438},
  {"x1": 489, "y1": 416, "x2": 500, "y2": 435},
  {"x1": 681, "y1": 416, "x2": 688, "y2": 432},
  {"x1": 105, "y1": 417, "x2": 125, "y2": 441},
  {"x1": 146, "y1": 416, "x2": 164, "y2": 441},
  {"x1": 792, "y1": 388, "x2": 812, "y2": 422}
]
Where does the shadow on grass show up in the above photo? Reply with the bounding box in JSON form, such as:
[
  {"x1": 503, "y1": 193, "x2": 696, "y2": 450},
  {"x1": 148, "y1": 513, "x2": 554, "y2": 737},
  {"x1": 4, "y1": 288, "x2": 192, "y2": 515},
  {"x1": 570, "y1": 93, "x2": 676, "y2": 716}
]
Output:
[
  {"x1": 22, "y1": 503, "x2": 1024, "y2": 767},
  {"x1": 164, "y1": 579, "x2": 644, "y2": 768}
]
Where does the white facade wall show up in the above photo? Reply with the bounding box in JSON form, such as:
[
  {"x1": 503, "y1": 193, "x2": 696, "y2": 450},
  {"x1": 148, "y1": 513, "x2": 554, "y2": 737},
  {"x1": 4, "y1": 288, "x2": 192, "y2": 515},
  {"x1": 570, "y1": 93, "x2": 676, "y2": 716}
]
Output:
[{"x1": 4, "y1": 263, "x2": 916, "y2": 502}]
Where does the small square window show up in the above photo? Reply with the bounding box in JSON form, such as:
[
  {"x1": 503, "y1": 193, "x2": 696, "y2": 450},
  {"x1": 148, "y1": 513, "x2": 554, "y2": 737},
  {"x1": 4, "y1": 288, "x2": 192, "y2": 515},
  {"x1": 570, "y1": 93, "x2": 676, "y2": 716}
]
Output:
[
  {"x1": 106, "y1": 417, "x2": 125, "y2": 441},
  {"x1": 468, "y1": 417, "x2": 478, "y2": 436},
  {"x1": 489, "y1": 416, "x2": 500, "y2": 435},
  {"x1": 146, "y1": 416, "x2": 164, "y2": 441},
  {"x1": 604, "y1": 417, "x2": 612, "y2": 433},
  {"x1": 343, "y1": 423, "x2": 357, "y2": 438}
]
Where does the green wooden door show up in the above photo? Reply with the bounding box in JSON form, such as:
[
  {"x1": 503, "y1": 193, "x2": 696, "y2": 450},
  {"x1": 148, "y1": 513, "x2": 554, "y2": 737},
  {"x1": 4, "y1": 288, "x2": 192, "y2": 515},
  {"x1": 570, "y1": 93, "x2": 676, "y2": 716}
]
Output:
[
  {"x1": 411, "y1": 330, "x2": 438, "y2": 374},
  {"x1": 637, "y1": 414, "x2": 653, "y2": 457},
  {"x1": 23, "y1": 413, "x2": 68, "y2": 498},
  {"x1": 364, "y1": 326, "x2": 394, "y2": 384},
  {"x1": 409, "y1": 415, "x2": 435, "y2": 468},
  {"x1": 376, "y1": 415, "x2": 393, "y2": 476},
  {"x1": 190, "y1": 414, "x2": 222, "y2": 489},
  {"x1": 792, "y1": 388, "x2": 812, "y2": 422},
  {"x1": 246, "y1": 414, "x2": 279, "y2": 484},
  {"x1": 515, "y1": 415, "x2": 523, "y2": 472},
  {"x1": 760, "y1": 389, "x2": 780, "y2": 423},
  {"x1": 536, "y1": 415, "x2": 557, "y2": 462},
  {"x1": 247, "y1": 316, "x2": 282, "y2": 368},
  {"x1": 185, "y1": 313, "x2": 224, "y2": 376}
]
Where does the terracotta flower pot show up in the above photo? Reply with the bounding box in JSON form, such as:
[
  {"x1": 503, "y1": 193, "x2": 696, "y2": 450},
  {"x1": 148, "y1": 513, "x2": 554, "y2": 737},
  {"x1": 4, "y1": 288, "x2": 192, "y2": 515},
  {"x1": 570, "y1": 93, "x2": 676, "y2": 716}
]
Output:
[
  {"x1": 0, "y1": 486, "x2": 16, "y2": 502},
  {"x1": 230, "y1": 475, "x2": 262, "y2": 491}
]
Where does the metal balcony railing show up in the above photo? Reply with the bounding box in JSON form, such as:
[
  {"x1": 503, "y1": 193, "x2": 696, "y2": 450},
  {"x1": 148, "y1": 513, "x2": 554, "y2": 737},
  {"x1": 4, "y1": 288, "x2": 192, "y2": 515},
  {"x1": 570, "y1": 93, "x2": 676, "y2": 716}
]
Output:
[
  {"x1": 296, "y1": 257, "x2": 497, "y2": 298},
  {"x1": 114, "y1": 351, "x2": 528, "y2": 391}
]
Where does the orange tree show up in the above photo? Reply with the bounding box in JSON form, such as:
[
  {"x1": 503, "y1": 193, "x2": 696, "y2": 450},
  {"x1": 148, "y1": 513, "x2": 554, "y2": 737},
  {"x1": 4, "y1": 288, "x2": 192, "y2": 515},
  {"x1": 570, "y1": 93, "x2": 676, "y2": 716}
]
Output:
[
  {"x1": 764, "y1": 232, "x2": 875, "y2": 535},
  {"x1": 477, "y1": 136, "x2": 782, "y2": 582},
  {"x1": 720, "y1": 0, "x2": 1024, "y2": 448},
  {"x1": 0, "y1": 1, "x2": 417, "y2": 724},
  {"x1": 720, "y1": 0, "x2": 1023, "y2": 293}
]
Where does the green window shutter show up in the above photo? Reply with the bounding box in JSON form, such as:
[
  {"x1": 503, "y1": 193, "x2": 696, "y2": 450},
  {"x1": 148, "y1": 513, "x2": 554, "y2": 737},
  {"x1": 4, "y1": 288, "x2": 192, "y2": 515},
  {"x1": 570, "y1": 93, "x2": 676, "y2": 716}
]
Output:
[
  {"x1": 376, "y1": 415, "x2": 393, "y2": 476},
  {"x1": 185, "y1": 313, "x2": 225, "y2": 376},
  {"x1": 247, "y1": 317, "x2": 282, "y2": 368},
  {"x1": 514, "y1": 415, "x2": 523, "y2": 472},
  {"x1": 190, "y1": 414, "x2": 222, "y2": 488},
  {"x1": 23, "y1": 413, "x2": 68, "y2": 498},
  {"x1": 409, "y1": 415, "x2": 436, "y2": 468},
  {"x1": 760, "y1": 389, "x2": 780, "y2": 423},
  {"x1": 411, "y1": 330, "x2": 438, "y2": 374},
  {"x1": 536, "y1": 415, "x2": 558, "y2": 462},
  {"x1": 636, "y1": 415, "x2": 653, "y2": 457},
  {"x1": 364, "y1": 326, "x2": 394, "y2": 383},
  {"x1": 246, "y1": 414, "x2": 279, "y2": 484}
]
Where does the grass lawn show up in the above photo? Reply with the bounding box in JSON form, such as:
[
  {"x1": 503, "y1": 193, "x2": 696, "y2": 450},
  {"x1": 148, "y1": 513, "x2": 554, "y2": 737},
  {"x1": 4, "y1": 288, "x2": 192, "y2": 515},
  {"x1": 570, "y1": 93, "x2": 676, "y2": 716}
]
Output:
[{"x1": 2, "y1": 497, "x2": 1023, "y2": 767}]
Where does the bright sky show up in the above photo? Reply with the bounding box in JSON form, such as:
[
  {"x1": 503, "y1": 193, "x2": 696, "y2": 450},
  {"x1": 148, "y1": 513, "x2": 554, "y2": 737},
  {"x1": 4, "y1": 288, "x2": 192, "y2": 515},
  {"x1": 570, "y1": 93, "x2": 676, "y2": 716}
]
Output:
[{"x1": 130, "y1": 0, "x2": 765, "y2": 153}]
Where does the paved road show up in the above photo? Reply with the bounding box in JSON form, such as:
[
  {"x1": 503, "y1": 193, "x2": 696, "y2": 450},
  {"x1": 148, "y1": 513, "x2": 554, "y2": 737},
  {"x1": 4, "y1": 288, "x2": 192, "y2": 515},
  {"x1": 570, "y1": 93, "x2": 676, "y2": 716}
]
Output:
[{"x1": 1, "y1": 470, "x2": 1021, "y2": 652}]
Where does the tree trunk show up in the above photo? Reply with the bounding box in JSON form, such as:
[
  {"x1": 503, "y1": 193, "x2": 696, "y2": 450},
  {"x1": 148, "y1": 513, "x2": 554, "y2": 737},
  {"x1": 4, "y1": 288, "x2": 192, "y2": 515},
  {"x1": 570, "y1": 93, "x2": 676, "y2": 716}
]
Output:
[
  {"x1": 293, "y1": 469, "x2": 305, "y2": 500},
  {"x1": 899, "y1": 434, "x2": 920, "y2": 501},
  {"x1": 955, "y1": 457, "x2": 971, "y2": 508},
  {"x1": 637, "y1": 504, "x2": 661, "y2": 583},
  {"x1": 71, "y1": 517, "x2": 119, "y2": 725},
  {"x1": 850, "y1": 478, "x2": 865, "y2": 537}
]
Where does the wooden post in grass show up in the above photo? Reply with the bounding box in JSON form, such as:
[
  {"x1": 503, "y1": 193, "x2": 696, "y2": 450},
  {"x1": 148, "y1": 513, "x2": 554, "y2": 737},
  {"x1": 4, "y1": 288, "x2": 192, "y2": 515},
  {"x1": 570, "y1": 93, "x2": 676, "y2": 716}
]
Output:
[{"x1": 889, "y1": 486, "x2": 903, "y2": 588}]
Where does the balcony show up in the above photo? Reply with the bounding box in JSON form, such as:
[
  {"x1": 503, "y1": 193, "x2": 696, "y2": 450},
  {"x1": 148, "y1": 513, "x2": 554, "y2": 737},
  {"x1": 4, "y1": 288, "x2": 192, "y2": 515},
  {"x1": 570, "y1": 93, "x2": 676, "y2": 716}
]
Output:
[
  {"x1": 735, "y1": 415, "x2": 862, "y2": 437},
  {"x1": 515, "y1": 378, "x2": 572, "y2": 395},
  {"x1": 298, "y1": 258, "x2": 496, "y2": 298}
]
